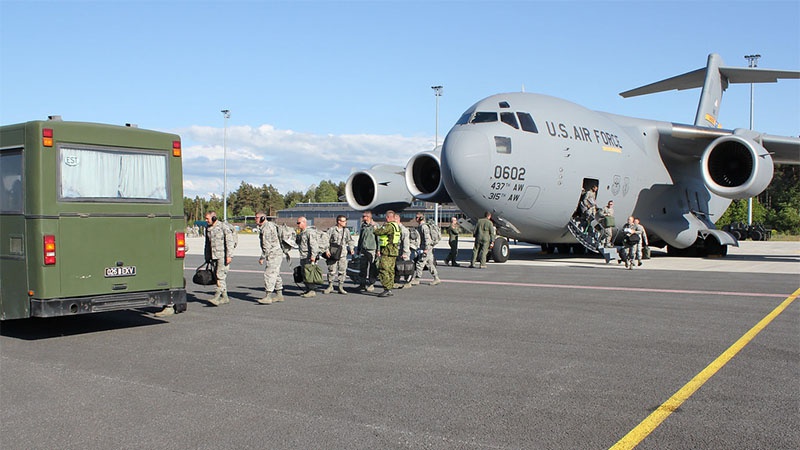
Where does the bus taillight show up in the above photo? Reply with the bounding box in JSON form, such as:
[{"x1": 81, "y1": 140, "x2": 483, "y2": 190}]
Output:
[
  {"x1": 43, "y1": 235, "x2": 56, "y2": 265},
  {"x1": 175, "y1": 232, "x2": 186, "y2": 258},
  {"x1": 172, "y1": 140, "x2": 181, "y2": 157},
  {"x1": 43, "y1": 128, "x2": 54, "y2": 147}
]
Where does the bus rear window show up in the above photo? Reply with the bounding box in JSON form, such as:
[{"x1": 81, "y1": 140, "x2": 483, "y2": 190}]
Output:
[{"x1": 59, "y1": 146, "x2": 169, "y2": 201}]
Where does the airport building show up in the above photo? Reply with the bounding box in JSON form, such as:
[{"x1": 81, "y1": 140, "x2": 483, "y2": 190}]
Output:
[{"x1": 275, "y1": 201, "x2": 463, "y2": 231}]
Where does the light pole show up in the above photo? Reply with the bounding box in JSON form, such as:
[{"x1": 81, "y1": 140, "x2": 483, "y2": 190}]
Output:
[
  {"x1": 744, "y1": 54, "x2": 760, "y2": 225},
  {"x1": 432, "y1": 85, "x2": 443, "y2": 147},
  {"x1": 221, "y1": 109, "x2": 230, "y2": 222},
  {"x1": 431, "y1": 85, "x2": 443, "y2": 226}
]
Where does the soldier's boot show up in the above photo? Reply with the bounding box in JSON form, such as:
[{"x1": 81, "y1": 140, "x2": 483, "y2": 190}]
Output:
[
  {"x1": 337, "y1": 282, "x2": 348, "y2": 295},
  {"x1": 301, "y1": 290, "x2": 316, "y2": 298},
  {"x1": 220, "y1": 291, "x2": 230, "y2": 304},
  {"x1": 399, "y1": 279, "x2": 413, "y2": 289},
  {"x1": 378, "y1": 289, "x2": 393, "y2": 298},
  {"x1": 257, "y1": 292, "x2": 274, "y2": 305},
  {"x1": 323, "y1": 282, "x2": 334, "y2": 294},
  {"x1": 430, "y1": 277, "x2": 441, "y2": 286},
  {"x1": 410, "y1": 277, "x2": 420, "y2": 286},
  {"x1": 208, "y1": 289, "x2": 222, "y2": 306},
  {"x1": 444, "y1": 257, "x2": 450, "y2": 265},
  {"x1": 365, "y1": 284, "x2": 375, "y2": 293},
  {"x1": 154, "y1": 305, "x2": 175, "y2": 317},
  {"x1": 274, "y1": 290, "x2": 285, "y2": 302}
]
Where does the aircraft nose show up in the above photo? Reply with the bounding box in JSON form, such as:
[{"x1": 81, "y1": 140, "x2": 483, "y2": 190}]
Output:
[{"x1": 441, "y1": 128, "x2": 492, "y2": 202}]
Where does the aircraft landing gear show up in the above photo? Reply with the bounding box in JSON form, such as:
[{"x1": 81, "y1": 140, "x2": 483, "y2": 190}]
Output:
[{"x1": 490, "y1": 237, "x2": 509, "y2": 263}]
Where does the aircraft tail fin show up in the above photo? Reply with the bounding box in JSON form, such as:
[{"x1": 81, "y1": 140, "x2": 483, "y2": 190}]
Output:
[{"x1": 620, "y1": 53, "x2": 800, "y2": 129}]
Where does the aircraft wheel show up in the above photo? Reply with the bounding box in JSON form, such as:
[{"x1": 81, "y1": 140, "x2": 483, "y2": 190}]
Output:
[
  {"x1": 749, "y1": 230, "x2": 763, "y2": 241},
  {"x1": 704, "y1": 236, "x2": 728, "y2": 257},
  {"x1": 491, "y1": 237, "x2": 509, "y2": 263}
]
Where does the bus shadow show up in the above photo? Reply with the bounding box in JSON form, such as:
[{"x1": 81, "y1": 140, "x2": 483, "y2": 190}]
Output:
[{"x1": 0, "y1": 310, "x2": 165, "y2": 340}]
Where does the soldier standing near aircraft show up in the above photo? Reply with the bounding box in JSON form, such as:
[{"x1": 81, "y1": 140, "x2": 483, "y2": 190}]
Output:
[
  {"x1": 357, "y1": 211, "x2": 378, "y2": 292},
  {"x1": 599, "y1": 200, "x2": 615, "y2": 247},
  {"x1": 622, "y1": 216, "x2": 644, "y2": 269},
  {"x1": 374, "y1": 210, "x2": 401, "y2": 297},
  {"x1": 323, "y1": 215, "x2": 355, "y2": 295},
  {"x1": 296, "y1": 216, "x2": 319, "y2": 298},
  {"x1": 635, "y1": 217, "x2": 650, "y2": 260},
  {"x1": 204, "y1": 211, "x2": 235, "y2": 306},
  {"x1": 409, "y1": 213, "x2": 440, "y2": 286},
  {"x1": 470, "y1": 212, "x2": 496, "y2": 268},
  {"x1": 444, "y1": 216, "x2": 462, "y2": 266},
  {"x1": 256, "y1": 212, "x2": 285, "y2": 305}
]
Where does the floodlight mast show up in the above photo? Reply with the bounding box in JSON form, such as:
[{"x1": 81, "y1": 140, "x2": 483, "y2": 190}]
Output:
[
  {"x1": 221, "y1": 109, "x2": 231, "y2": 222},
  {"x1": 431, "y1": 85, "x2": 443, "y2": 226},
  {"x1": 744, "y1": 54, "x2": 760, "y2": 226}
]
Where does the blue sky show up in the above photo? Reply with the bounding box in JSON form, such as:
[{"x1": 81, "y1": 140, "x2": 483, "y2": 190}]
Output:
[{"x1": 2, "y1": 0, "x2": 798, "y2": 199}]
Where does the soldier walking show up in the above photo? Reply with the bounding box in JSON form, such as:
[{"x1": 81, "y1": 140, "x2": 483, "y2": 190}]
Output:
[
  {"x1": 296, "y1": 216, "x2": 319, "y2": 298},
  {"x1": 357, "y1": 211, "x2": 379, "y2": 292},
  {"x1": 373, "y1": 210, "x2": 401, "y2": 298},
  {"x1": 408, "y1": 213, "x2": 440, "y2": 286},
  {"x1": 256, "y1": 212, "x2": 285, "y2": 305},
  {"x1": 470, "y1": 211, "x2": 496, "y2": 268},
  {"x1": 204, "y1": 211, "x2": 235, "y2": 306},
  {"x1": 444, "y1": 216, "x2": 462, "y2": 266},
  {"x1": 323, "y1": 215, "x2": 355, "y2": 295}
]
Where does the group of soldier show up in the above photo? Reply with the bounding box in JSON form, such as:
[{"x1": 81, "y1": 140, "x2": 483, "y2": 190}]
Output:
[
  {"x1": 580, "y1": 185, "x2": 649, "y2": 268},
  {"x1": 184, "y1": 209, "x2": 499, "y2": 312}
]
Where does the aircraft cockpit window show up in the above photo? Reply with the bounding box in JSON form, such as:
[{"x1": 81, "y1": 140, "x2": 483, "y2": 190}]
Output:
[
  {"x1": 471, "y1": 112, "x2": 498, "y2": 123},
  {"x1": 517, "y1": 112, "x2": 539, "y2": 133},
  {"x1": 456, "y1": 111, "x2": 473, "y2": 125},
  {"x1": 500, "y1": 112, "x2": 519, "y2": 129},
  {"x1": 499, "y1": 101, "x2": 510, "y2": 108}
]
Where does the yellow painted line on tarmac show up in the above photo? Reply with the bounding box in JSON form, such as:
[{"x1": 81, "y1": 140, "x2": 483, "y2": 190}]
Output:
[{"x1": 610, "y1": 287, "x2": 800, "y2": 450}]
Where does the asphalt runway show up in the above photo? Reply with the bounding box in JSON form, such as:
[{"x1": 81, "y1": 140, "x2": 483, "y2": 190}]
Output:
[{"x1": 1, "y1": 237, "x2": 798, "y2": 449}]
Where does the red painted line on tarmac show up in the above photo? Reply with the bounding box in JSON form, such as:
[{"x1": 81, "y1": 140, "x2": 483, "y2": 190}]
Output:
[
  {"x1": 187, "y1": 268, "x2": 789, "y2": 299},
  {"x1": 442, "y1": 279, "x2": 789, "y2": 298}
]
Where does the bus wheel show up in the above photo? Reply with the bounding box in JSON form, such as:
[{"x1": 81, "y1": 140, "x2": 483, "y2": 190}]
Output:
[{"x1": 491, "y1": 237, "x2": 510, "y2": 263}]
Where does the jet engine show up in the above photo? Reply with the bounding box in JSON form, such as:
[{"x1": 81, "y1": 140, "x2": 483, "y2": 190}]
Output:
[
  {"x1": 404, "y1": 147, "x2": 452, "y2": 203},
  {"x1": 701, "y1": 135, "x2": 774, "y2": 199},
  {"x1": 345, "y1": 165, "x2": 413, "y2": 213}
]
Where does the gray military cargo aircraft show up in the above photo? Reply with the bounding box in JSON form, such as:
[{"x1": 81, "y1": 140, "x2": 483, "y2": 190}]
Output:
[{"x1": 345, "y1": 54, "x2": 800, "y2": 261}]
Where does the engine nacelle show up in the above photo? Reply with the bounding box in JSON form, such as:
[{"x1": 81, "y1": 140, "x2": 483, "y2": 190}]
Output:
[
  {"x1": 345, "y1": 165, "x2": 413, "y2": 213},
  {"x1": 404, "y1": 147, "x2": 452, "y2": 204},
  {"x1": 701, "y1": 135, "x2": 774, "y2": 199}
]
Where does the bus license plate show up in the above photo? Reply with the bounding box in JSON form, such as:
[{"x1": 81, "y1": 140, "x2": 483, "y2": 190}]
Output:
[{"x1": 105, "y1": 266, "x2": 137, "y2": 278}]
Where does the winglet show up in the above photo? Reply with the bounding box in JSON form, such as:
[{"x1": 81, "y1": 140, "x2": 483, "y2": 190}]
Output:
[{"x1": 620, "y1": 53, "x2": 800, "y2": 129}]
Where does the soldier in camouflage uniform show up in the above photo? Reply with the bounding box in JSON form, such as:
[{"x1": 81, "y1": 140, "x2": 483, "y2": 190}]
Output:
[
  {"x1": 357, "y1": 211, "x2": 379, "y2": 293},
  {"x1": 296, "y1": 216, "x2": 319, "y2": 298},
  {"x1": 204, "y1": 211, "x2": 235, "y2": 306},
  {"x1": 323, "y1": 215, "x2": 355, "y2": 295},
  {"x1": 373, "y1": 210, "x2": 401, "y2": 298},
  {"x1": 409, "y1": 214, "x2": 440, "y2": 286},
  {"x1": 256, "y1": 212, "x2": 285, "y2": 305}
]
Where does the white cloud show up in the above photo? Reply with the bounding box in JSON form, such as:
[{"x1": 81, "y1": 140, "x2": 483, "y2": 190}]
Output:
[{"x1": 175, "y1": 124, "x2": 433, "y2": 198}]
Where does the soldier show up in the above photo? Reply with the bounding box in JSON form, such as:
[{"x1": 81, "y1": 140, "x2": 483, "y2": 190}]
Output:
[
  {"x1": 357, "y1": 211, "x2": 378, "y2": 292},
  {"x1": 444, "y1": 216, "x2": 462, "y2": 266},
  {"x1": 373, "y1": 210, "x2": 401, "y2": 298},
  {"x1": 323, "y1": 215, "x2": 355, "y2": 295},
  {"x1": 409, "y1": 213, "x2": 440, "y2": 286},
  {"x1": 634, "y1": 217, "x2": 650, "y2": 261},
  {"x1": 256, "y1": 212, "x2": 285, "y2": 305},
  {"x1": 470, "y1": 211, "x2": 496, "y2": 269},
  {"x1": 599, "y1": 200, "x2": 615, "y2": 247},
  {"x1": 622, "y1": 216, "x2": 644, "y2": 269},
  {"x1": 580, "y1": 185, "x2": 599, "y2": 219},
  {"x1": 296, "y1": 216, "x2": 319, "y2": 297},
  {"x1": 204, "y1": 211, "x2": 235, "y2": 306}
]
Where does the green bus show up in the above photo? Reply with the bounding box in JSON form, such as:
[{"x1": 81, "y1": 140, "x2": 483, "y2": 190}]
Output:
[{"x1": 0, "y1": 117, "x2": 187, "y2": 320}]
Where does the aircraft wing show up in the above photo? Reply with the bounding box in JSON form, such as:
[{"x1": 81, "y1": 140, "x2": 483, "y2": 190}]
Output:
[{"x1": 658, "y1": 123, "x2": 800, "y2": 164}]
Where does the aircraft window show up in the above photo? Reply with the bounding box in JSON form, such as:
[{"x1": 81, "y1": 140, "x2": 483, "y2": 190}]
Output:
[
  {"x1": 495, "y1": 136, "x2": 511, "y2": 154},
  {"x1": 517, "y1": 112, "x2": 539, "y2": 133},
  {"x1": 499, "y1": 101, "x2": 510, "y2": 108},
  {"x1": 471, "y1": 112, "x2": 498, "y2": 123},
  {"x1": 456, "y1": 111, "x2": 473, "y2": 125},
  {"x1": 500, "y1": 112, "x2": 519, "y2": 129}
]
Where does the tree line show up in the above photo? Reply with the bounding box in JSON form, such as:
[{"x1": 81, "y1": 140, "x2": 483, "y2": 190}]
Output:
[
  {"x1": 183, "y1": 180, "x2": 346, "y2": 224},
  {"x1": 184, "y1": 167, "x2": 799, "y2": 234}
]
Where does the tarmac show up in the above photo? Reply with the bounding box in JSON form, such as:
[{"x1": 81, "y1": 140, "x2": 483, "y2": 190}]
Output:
[{"x1": 1, "y1": 235, "x2": 798, "y2": 449}]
